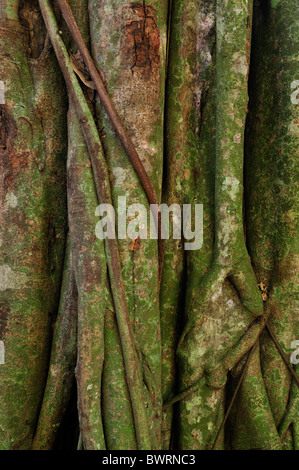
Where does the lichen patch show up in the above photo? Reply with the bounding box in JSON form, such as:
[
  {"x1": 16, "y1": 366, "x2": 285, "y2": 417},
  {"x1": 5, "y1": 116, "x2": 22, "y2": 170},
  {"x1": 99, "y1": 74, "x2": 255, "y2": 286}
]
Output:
[
  {"x1": 0, "y1": 265, "x2": 27, "y2": 291},
  {"x1": 5, "y1": 192, "x2": 18, "y2": 208}
]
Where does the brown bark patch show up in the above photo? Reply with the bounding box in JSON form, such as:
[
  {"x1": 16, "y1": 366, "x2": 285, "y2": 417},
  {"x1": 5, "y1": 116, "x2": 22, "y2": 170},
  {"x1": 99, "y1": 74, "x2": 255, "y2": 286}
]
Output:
[
  {"x1": 0, "y1": 105, "x2": 29, "y2": 189},
  {"x1": 0, "y1": 105, "x2": 29, "y2": 190},
  {"x1": 129, "y1": 236, "x2": 141, "y2": 251},
  {"x1": 121, "y1": 3, "x2": 160, "y2": 77},
  {"x1": 0, "y1": 105, "x2": 17, "y2": 153},
  {"x1": 0, "y1": 302, "x2": 9, "y2": 337},
  {"x1": 18, "y1": 0, "x2": 46, "y2": 59}
]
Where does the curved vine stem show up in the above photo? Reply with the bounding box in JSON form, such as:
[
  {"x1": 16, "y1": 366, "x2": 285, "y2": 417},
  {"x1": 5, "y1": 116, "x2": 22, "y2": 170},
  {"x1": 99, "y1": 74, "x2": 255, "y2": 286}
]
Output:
[{"x1": 211, "y1": 342, "x2": 258, "y2": 450}]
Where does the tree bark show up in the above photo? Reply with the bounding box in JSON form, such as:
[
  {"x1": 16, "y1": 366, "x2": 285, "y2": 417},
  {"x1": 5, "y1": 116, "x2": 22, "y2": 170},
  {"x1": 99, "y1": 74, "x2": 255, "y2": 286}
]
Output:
[{"x1": 0, "y1": 0, "x2": 298, "y2": 450}]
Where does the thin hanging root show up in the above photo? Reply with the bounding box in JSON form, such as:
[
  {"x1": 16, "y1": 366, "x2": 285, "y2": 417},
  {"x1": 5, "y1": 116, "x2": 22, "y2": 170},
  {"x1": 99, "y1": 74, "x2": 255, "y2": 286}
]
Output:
[
  {"x1": 38, "y1": 0, "x2": 151, "y2": 450},
  {"x1": 55, "y1": 0, "x2": 164, "y2": 280},
  {"x1": 32, "y1": 238, "x2": 77, "y2": 450},
  {"x1": 67, "y1": 102, "x2": 106, "y2": 450},
  {"x1": 211, "y1": 342, "x2": 258, "y2": 450}
]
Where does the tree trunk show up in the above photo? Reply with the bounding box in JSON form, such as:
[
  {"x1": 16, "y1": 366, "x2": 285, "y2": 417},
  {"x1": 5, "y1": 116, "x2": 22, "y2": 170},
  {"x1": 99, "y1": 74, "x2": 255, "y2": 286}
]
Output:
[{"x1": 0, "y1": 0, "x2": 298, "y2": 450}]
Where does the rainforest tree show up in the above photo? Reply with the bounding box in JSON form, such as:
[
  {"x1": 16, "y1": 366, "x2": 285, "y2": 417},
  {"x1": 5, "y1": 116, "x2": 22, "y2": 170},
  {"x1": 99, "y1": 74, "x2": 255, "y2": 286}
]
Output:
[{"x1": 0, "y1": 0, "x2": 298, "y2": 450}]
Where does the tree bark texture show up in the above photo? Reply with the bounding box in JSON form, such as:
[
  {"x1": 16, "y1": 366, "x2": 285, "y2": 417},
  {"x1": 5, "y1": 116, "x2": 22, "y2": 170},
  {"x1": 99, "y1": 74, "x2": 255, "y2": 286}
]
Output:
[{"x1": 0, "y1": 0, "x2": 298, "y2": 450}]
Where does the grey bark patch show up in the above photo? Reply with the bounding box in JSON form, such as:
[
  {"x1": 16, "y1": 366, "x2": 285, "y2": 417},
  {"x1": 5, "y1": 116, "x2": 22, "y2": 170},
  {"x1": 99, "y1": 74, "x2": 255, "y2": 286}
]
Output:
[
  {"x1": 0, "y1": 341, "x2": 4, "y2": 364},
  {"x1": 0, "y1": 264, "x2": 27, "y2": 291},
  {"x1": 0, "y1": 81, "x2": 4, "y2": 104}
]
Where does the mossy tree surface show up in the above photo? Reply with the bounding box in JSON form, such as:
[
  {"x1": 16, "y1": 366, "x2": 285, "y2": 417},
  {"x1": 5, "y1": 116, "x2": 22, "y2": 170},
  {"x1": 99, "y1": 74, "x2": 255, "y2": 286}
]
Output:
[{"x1": 0, "y1": 0, "x2": 298, "y2": 450}]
